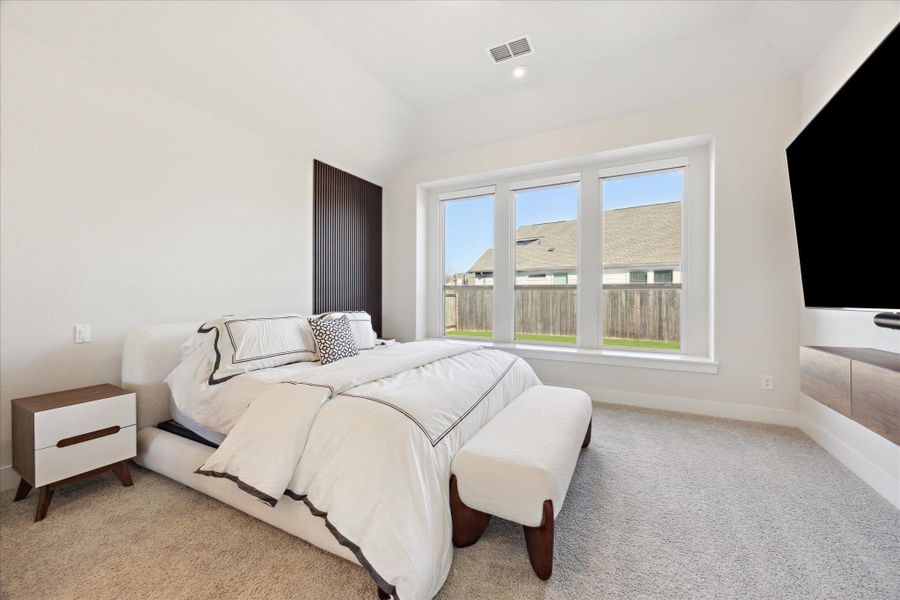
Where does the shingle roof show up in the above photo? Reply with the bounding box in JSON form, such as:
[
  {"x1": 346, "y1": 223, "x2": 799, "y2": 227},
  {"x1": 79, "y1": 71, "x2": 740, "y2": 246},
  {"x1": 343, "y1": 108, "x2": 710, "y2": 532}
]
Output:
[{"x1": 468, "y1": 201, "x2": 681, "y2": 273}]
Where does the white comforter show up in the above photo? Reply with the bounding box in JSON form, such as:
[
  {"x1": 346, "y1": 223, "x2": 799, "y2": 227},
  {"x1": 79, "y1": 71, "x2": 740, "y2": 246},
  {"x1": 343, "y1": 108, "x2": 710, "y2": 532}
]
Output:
[{"x1": 196, "y1": 340, "x2": 540, "y2": 599}]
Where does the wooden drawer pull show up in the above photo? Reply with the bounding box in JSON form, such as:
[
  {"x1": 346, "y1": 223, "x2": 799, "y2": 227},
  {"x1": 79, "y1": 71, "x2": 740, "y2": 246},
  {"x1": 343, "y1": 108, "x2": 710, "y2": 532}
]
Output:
[{"x1": 56, "y1": 425, "x2": 121, "y2": 448}]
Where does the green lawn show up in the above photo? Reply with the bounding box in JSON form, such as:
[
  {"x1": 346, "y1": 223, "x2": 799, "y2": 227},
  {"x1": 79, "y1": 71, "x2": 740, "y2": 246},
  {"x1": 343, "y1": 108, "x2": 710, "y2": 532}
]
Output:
[
  {"x1": 446, "y1": 329, "x2": 492, "y2": 338},
  {"x1": 516, "y1": 333, "x2": 576, "y2": 344},
  {"x1": 446, "y1": 330, "x2": 680, "y2": 350},
  {"x1": 603, "y1": 337, "x2": 680, "y2": 350}
]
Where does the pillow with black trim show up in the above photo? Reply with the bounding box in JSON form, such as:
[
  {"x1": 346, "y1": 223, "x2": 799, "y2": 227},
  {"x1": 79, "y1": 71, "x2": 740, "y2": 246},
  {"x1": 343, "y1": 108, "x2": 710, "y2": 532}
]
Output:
[
  {"x1": 308, "y1": 314, "x2": 359, "y2": 365},
  {"x1": 199, "y1": 314, "x2": 318, "y2": 385}
]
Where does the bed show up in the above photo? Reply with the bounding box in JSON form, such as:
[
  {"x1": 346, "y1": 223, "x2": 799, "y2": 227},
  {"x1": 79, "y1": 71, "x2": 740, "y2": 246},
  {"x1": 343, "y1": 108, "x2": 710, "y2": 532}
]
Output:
[{"x1": 122, "y1": 320, "x2": 540, "y2": 599}]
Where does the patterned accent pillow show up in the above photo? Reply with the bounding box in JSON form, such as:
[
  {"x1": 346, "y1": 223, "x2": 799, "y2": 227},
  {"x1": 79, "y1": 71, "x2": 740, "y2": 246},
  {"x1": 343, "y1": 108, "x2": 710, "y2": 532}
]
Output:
[{"x1": 308, "y1": 315, "x2": 359, "y2": 365}]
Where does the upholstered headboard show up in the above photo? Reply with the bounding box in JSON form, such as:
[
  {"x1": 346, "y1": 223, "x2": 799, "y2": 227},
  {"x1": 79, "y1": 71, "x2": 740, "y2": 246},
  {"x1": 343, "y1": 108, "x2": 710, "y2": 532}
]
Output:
[{"x1": 122, "y1": 322, "x2": 198, "y2": 430}]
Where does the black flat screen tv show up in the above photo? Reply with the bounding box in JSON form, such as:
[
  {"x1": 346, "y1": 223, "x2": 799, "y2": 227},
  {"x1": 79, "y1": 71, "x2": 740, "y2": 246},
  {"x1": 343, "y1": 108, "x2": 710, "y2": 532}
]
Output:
[{"x1": 786, "y1": 25, "x2": 899, "y2": 310}]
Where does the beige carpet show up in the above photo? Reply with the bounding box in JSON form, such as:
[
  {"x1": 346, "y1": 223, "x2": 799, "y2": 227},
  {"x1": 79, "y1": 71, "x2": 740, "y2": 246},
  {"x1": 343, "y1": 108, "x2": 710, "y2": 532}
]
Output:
[{"x1": 2, "y1": 404, "x2": 898, "y2": 600}]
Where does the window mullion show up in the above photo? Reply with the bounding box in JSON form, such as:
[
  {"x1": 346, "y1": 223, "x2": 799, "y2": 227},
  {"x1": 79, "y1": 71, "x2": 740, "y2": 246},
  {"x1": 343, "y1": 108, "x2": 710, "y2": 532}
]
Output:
[
  {"x1": 430, "y1": 193, "x2": 444, "y2": 338},
  {"x1": 578, "y1": 171, "x2": 601, "y2": 348},
  {"x1": 493, "y1": 182, "x2": 514, "y2": 342}
]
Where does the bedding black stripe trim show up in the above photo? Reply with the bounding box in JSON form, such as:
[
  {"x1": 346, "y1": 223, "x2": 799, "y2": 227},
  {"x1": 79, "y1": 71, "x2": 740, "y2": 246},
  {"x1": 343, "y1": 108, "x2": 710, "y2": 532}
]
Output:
[
  {"x1": 341, "y1": 393, "x2": 435, "y2": 445},
  {"x1": 232, "y1": 349, "x2": 315, "y2": 364},
  {"x1": 432, "y1": 356, "x2": 518, "y2": 445},
  {"x1": 341, "y1": 355, "x2": 519, "y2": 447},
  {"x1": 198, "y1": 324, "x2": 241, "y2": 386},
  {"x1": 283, "y1": 381, "x2": 335, "y2": 394},
  {"x1": 193, "y1": 469, "x2": 279, "y2": 506},
  {"x1": 283, "y1": 490, "x2": 398, "y2": 600},
  {"x1": 284, "y1": 345, "x2": 479, "y2": 400}
]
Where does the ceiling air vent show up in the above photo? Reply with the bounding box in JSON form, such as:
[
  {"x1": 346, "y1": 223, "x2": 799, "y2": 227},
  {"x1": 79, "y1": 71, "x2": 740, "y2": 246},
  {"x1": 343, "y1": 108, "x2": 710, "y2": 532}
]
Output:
[{"x1": 486, "y1": 35, "x2": 534, "y2": 64}]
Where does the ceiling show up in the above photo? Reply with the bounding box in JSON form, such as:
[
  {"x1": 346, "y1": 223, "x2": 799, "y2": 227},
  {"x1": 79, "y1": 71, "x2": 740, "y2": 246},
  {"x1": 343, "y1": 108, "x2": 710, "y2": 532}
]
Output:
[
  {"x1": 2, "y1": 1, "x2": 868, "y2": 171},
  {"x1": 294, "y1": 1, "x2": 858, "y2": 112}
]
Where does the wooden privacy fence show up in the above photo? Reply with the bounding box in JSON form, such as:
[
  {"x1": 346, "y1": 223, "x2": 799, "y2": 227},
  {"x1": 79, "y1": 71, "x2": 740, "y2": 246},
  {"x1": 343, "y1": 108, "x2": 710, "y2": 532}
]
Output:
[
  {"x1": 444, "y1": 285, "x2": 492, "y2": 332},
  {"x1": 444, "y1": 284, "x2": 680, "y2": 342},
  {"x1": 603, "y1": 284, "x2": 680, "y2": 342},
  {"x1": 516, "y1": 285, "x2": 576, "y2": 336}
]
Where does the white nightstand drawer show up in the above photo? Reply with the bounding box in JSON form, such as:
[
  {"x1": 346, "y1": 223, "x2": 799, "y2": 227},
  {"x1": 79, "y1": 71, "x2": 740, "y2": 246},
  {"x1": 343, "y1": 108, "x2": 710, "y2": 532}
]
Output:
[
  {"x1": 34, "y1": 425, "x2": 136, "y2": 487},
  {"x1": 34, "y1": 393, "x2": 135, "y2": 449}
]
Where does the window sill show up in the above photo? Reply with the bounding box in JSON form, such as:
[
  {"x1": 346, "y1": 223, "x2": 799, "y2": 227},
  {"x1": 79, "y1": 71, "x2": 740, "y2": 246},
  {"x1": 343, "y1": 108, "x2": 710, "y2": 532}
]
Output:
[{"x1": 435, "y1": 338, "x2": 719, "y2": 374}]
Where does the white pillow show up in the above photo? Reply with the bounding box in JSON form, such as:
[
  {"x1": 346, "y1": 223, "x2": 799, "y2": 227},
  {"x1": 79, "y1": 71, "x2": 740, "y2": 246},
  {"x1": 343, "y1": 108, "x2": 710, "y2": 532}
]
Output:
[
  {"x1": 315, "y1": 311, "x2": 377, "y2": 350},
  {"x1": 199, "y1": 314, "x2": 318, "y2": 384}
]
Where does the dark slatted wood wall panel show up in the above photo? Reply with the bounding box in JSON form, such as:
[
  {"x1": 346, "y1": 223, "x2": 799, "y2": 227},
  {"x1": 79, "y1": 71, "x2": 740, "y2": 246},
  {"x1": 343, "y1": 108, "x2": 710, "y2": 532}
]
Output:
[{"x1": 313, "y1": 160, "x2": 382, "y2": 336}]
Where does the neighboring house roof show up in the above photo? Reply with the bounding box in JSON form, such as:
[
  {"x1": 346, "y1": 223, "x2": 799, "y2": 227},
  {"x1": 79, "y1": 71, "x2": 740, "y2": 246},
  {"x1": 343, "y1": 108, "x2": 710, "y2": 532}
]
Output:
[{"x1": 468, "y1": 201, "x2": 681, "y2": 273}]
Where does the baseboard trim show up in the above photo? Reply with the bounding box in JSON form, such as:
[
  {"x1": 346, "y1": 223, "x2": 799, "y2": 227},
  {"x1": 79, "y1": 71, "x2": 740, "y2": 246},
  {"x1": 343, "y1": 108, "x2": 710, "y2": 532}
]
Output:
[
  {"x1": 796, "y1": 396, "x2": 899, "y2": 510},
  {"x1": 551, "y1": 384, "x2": 800, "y2": 427},
  {"x1": 1, "y1": 465, "x2": 19, "y2": 493}
]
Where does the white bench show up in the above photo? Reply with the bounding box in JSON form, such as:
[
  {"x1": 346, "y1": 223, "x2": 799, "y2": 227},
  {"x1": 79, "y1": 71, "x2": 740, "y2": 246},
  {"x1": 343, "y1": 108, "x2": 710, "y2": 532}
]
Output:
[{"x1": 449, "y1": 385, "x2": 592, "y2": 580}]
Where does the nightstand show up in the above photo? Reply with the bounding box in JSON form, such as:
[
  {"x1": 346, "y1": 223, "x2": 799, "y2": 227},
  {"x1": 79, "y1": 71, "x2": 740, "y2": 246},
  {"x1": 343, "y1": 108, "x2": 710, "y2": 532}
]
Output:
[{"x1": 11, "y1": 384, "x2": 137, "y2": 521}]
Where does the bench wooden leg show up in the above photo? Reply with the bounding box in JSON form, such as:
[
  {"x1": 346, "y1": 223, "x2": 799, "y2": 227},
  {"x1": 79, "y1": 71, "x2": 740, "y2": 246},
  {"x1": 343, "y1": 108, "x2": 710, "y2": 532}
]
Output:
[
  {"x1": 582, "y1": 418, "x2": 592, "y2": 448},
  {"x1": 523, "y1": 499, "x2": 554, "y2": 580},
  {"x1": 449, "y1": 474, "x2": 492, "y2": 547}
]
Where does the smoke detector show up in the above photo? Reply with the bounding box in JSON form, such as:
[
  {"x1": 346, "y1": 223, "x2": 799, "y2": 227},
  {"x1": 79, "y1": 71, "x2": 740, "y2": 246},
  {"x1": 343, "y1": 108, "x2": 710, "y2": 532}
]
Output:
[{"x1": 486, "y1": 35, "x2": 535, "y2": 64}]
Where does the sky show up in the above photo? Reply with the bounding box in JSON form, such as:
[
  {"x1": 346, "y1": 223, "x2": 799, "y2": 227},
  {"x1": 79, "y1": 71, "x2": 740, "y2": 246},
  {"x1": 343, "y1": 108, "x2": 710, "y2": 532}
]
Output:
[{"x1": 445, "y1": 170, "x2": 683, "y2": 276}]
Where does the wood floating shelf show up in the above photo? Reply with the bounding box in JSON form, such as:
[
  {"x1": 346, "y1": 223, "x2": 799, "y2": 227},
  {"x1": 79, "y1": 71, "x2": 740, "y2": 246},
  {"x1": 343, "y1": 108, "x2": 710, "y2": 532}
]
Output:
[{"x1": 800, "y1": 346, "x2": 900, "y2": 445}]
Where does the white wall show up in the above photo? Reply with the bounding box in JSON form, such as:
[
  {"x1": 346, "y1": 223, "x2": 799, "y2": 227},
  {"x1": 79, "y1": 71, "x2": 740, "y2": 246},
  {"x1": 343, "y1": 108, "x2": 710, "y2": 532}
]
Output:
[
  {"x1": 794, "y1": 2, "x2": 900, "y2": 510},
  {"x1": 0, "y1": 25, "x2": 404, "y2": 489},
  {"x1": 384, "y1": 79, "x2": 802, "y2": 419},
  {"x1": 0, "y1": 0, "x2": 414, "y2": 185}
]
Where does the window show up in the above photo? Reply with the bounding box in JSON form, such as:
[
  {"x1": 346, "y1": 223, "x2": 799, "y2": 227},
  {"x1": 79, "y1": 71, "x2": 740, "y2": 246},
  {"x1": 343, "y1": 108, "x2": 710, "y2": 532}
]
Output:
[
  {"x1": 442, "y1": 192, "x2": 494, "y2": 339},
  {"x1": 654, "y1": 270, "x2": 673, "y2": 283},
  {"x1": 514, "y1": 182, "x2": 578, "y2": 345},
  {"x1": 430, "y1": 144, "x2": 711, "y2": 364},
  {"x1": 602, "y1": 169, "x2": 683, "y2": 351}
]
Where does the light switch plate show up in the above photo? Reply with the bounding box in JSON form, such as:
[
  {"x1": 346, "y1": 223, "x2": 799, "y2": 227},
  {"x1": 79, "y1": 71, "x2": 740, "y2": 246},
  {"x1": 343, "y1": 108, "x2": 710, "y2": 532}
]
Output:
[{"x1": 75, "y1": 324, "x2": 92, "y2": 343}]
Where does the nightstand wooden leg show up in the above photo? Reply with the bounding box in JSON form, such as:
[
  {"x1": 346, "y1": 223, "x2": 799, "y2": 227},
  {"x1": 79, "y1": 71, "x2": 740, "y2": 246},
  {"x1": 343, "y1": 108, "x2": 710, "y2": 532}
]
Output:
[
  {"x1": 35, "y1": 487, "x2": 53, "y2": 522},
  {"x1": 14, "y1": 478, "x2": 32, "y2": 501},
  {"x1": 112, "y1": 461, "x2": 133, "y2": 487}
]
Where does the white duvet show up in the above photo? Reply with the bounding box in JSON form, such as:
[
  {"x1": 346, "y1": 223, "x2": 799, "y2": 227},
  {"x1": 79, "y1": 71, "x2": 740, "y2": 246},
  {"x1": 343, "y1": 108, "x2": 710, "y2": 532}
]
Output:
[{"x1": 193, "y1": 340, "x2": 540, "y2": 599}]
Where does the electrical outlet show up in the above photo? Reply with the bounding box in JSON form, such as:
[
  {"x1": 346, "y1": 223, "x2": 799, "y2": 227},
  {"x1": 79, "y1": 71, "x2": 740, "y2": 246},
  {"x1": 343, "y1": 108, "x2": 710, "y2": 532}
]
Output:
[
  {"x1": 761, "y1": 375, "x2": 774, "y2": 391},
  {"x1": 75, "y1": 324, "x2": 92, "y2": 344}
]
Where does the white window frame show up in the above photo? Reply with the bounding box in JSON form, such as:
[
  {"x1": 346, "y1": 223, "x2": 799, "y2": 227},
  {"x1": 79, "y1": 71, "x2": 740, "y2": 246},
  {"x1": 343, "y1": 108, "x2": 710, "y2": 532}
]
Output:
[
  {"x1": 437, "y1": 187, "x2": 496, "y2": 342},
  {"x1": 598, "y1": 159, "x2": 688, "y2": 355},
  {"x1": 425, "y1": 139, "x2": 716, "y2": 374},
  {"x1": 510, "y1": 176, "x2": 582, "y2": 346}
]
